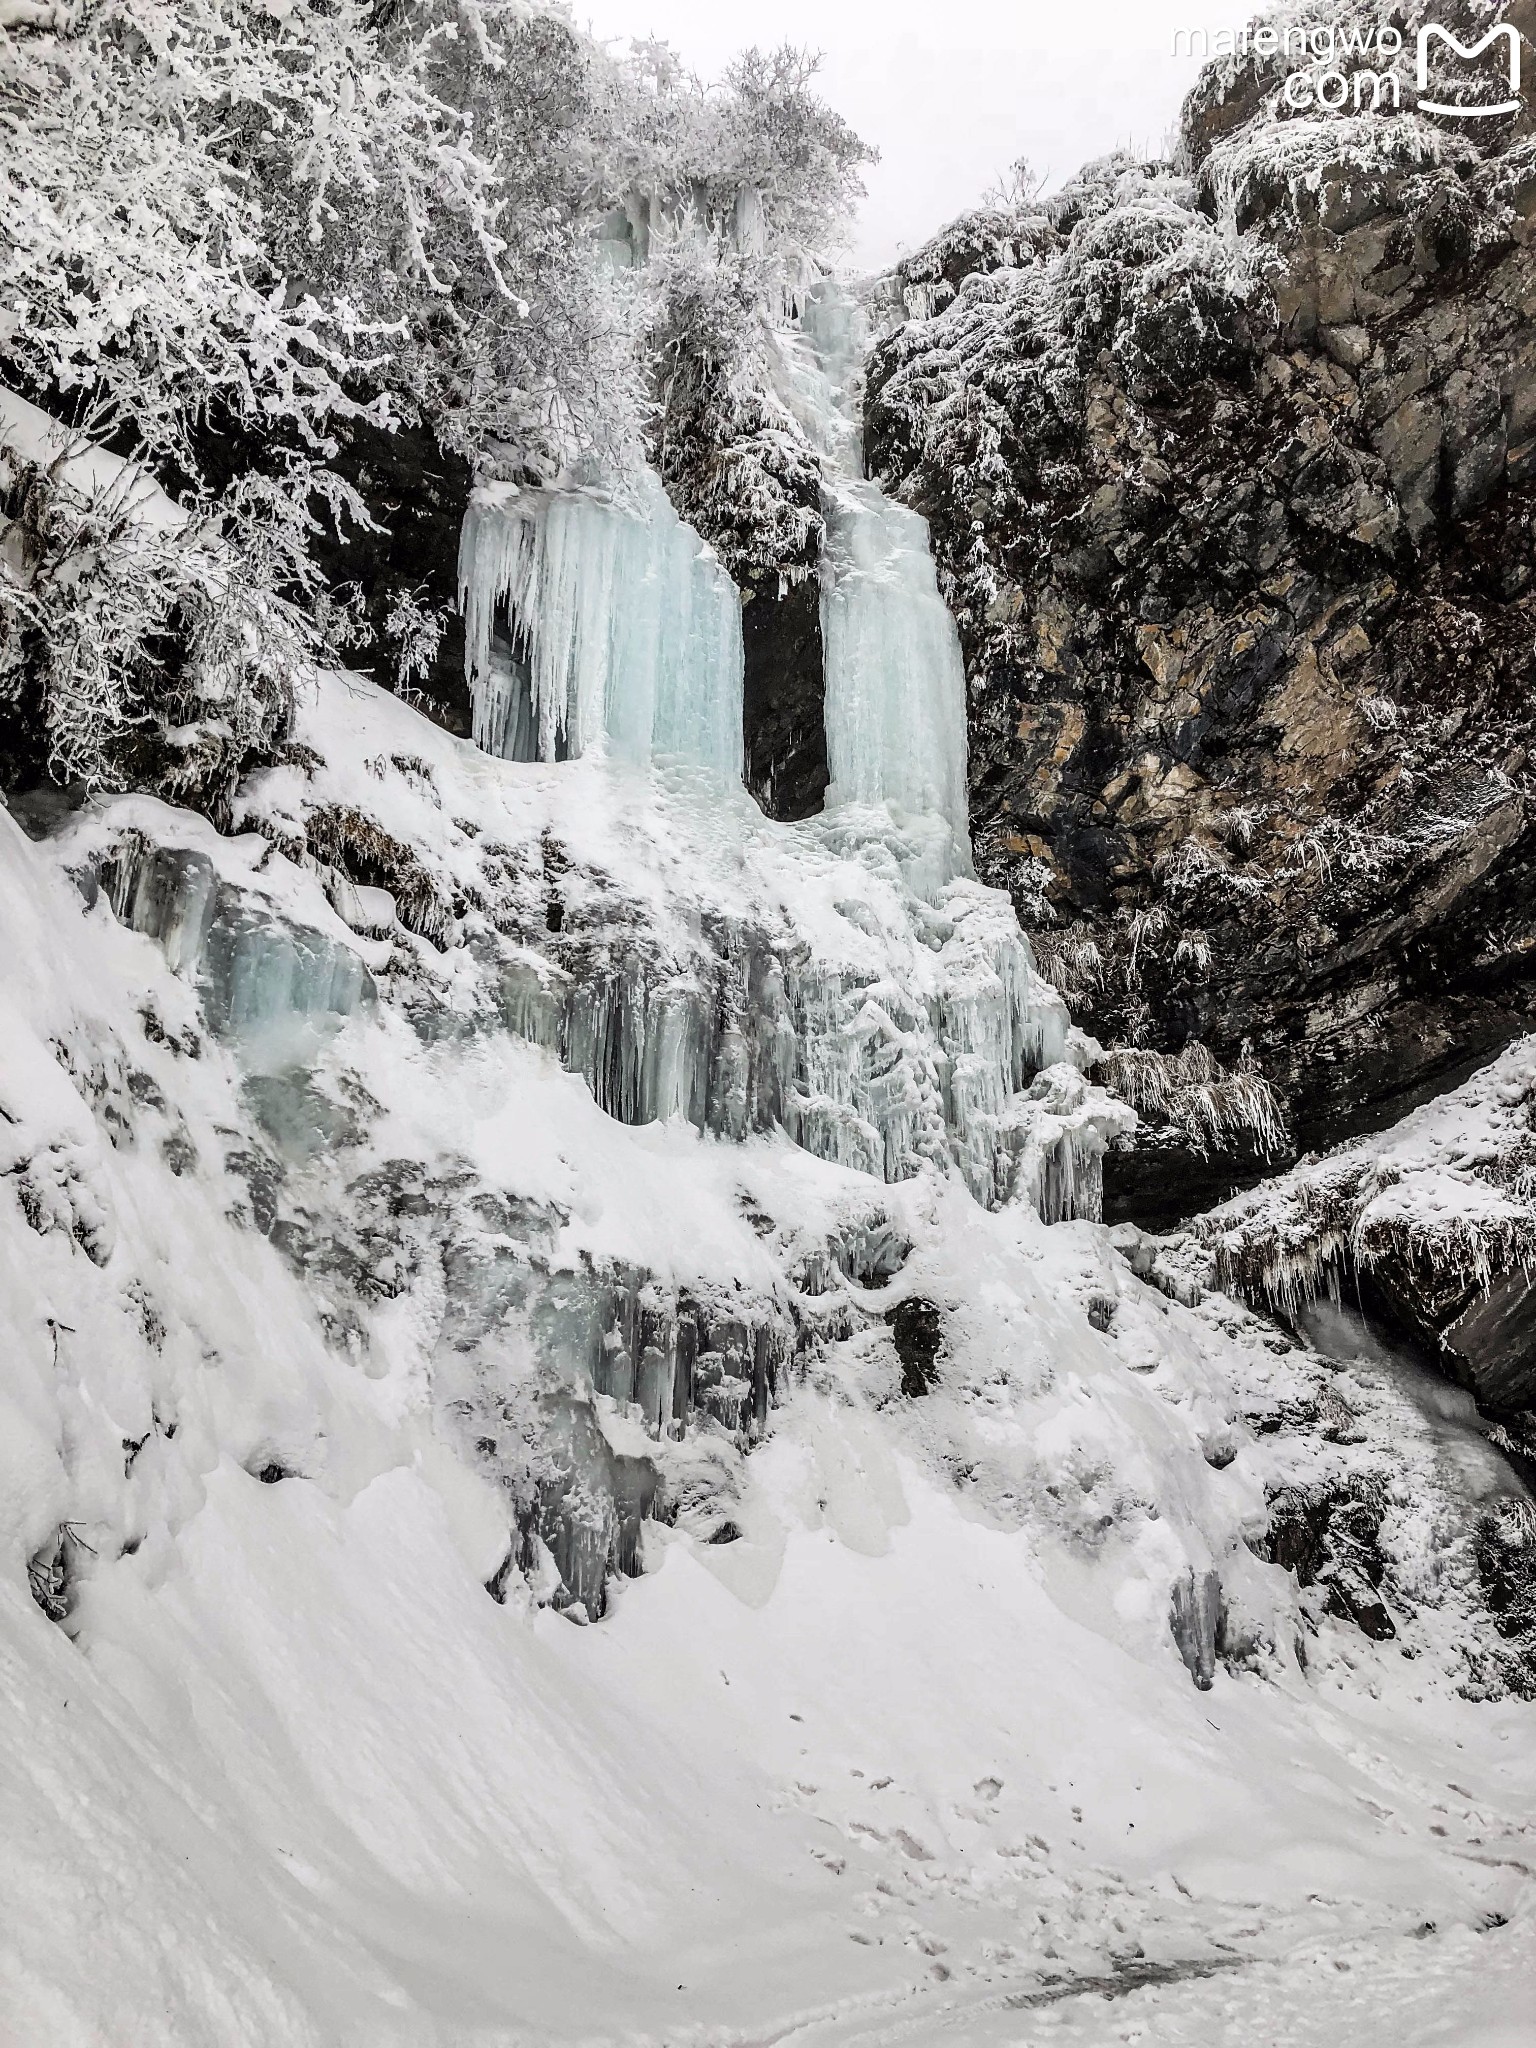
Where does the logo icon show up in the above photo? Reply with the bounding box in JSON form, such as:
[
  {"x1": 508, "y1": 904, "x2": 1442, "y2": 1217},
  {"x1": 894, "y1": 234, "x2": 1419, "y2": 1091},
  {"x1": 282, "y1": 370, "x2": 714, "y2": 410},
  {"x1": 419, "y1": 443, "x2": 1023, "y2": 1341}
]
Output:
[{"x1": 1417, "y1": 22, "x2": 1522, "y2": 117}]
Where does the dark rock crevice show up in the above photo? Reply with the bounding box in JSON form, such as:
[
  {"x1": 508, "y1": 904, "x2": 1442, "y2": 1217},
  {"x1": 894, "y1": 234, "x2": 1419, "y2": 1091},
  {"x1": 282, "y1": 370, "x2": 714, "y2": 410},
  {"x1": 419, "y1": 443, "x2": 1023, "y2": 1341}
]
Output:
[
  {"x1": 885, "y1": 1295, "x2": 946, "y2": 1398},
  {"x1": 742, "y1": 578, "x2": 829, "y2": 821}
]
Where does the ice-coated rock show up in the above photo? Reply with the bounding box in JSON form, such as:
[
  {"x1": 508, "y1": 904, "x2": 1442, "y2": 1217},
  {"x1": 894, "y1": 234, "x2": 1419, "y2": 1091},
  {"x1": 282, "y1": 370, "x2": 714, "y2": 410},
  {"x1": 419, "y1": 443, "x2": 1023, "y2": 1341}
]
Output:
[{"x1": 97, "y1": 829, "x2": 375, "y2": 1042}]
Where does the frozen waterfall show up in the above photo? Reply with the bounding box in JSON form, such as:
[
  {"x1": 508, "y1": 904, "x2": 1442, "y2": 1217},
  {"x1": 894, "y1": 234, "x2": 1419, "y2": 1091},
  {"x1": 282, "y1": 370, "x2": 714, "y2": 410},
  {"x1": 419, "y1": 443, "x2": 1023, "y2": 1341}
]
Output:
[
  {"x1": 458, "y1": 279, "x2": 975, "y2": 883},
  {"x1": 459, "y1": 471, "x2": 744, "y2": 784},
  {"x1": 458, "y1": 277, "x2": 974, "y2": 890},
  {"x1": 792, "y1": 280, "x2": 975, "y2": 879},
  {"x1": 819, "y1": 485, "x2": 973, "y2": 860}
]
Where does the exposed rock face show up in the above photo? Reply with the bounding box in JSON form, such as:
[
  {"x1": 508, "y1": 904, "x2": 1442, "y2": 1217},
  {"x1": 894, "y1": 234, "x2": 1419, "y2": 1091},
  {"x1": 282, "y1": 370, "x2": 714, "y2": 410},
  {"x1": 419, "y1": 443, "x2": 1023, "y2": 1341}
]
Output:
[
  {"x1": 1265, "y1": 1480, "x2": 1397, "y2": 1642},
  {"x1": 742, "y1": 578, "x2": 829, "y2": 820},
  {"x1": 1415, "y1": 1268, "x2": 1536, "y2": 1413},
  {"x1": 646, "y1": 273, "x2": 831, "y2": 818},
  {"x1": 866, "y1": 8, "x2": 1536, "y2": 1213},
  {"x1": 310, "y1": 418, "x2": 474, "y2": 732},
  {"x1": 885, "y1": 1294, "x2": 945, "y2": 1397}
]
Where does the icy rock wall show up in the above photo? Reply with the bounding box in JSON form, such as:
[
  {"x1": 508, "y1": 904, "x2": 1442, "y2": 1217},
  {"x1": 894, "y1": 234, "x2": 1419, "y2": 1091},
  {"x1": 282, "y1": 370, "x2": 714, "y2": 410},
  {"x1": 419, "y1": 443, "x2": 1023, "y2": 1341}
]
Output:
[
  {"x1": 0, "y1": 789, "x2": 817, "y2": 1642},
  {"x1": 450, "y1": 286, "x2": 1065, "y2": 1203},
  {"x1": 1197, "y1": 1036, "x2": 1536, "y2": 1413},
  {"x1": 64, "y1": 859, "x2": 809, "y2": 1623},
  {"x1": 86, "y1": 755, "x2": 1105, "y2": 1221},
  {"x1": 85, "y1": 683, "x2": 1118, "y2": 1238},
  {"x1": 460, "y1": 471, "x2": 744, "y2": 784},
  {"x1": 31, "y1": 673, "x2": 1462, "y2": 1715},
  {"x1": 84, "y1": 669, "x2": 1133, "y2": 1619},
  {"x1": 58, "y1": 781, "x2": 834, "y2": 1623},
  {"x1": 98, "y1": 830, "x2": 375, "y2": 1042},
  {"x1": 498, "y1": 877, "x2": 1104, "y2": 1212},
  {"x1": 430, "y1": 1223, "x2": 801, "y2": 1620},
  {"x1": 268, "y1": 1144, "x2": 802, "y2": 1624}
]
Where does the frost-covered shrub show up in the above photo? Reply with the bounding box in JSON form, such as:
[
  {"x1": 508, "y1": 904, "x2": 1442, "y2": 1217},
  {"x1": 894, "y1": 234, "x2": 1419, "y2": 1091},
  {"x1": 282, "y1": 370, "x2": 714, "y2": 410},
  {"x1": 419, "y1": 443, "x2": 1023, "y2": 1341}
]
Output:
[
  {"x1": 0, "y1": 1, "x2": 652, "y2": 474},
  {"x1": 1095, "y1": 1042, "x2": 1289, "y2": 1159},
  {"x1": 889, "y1": 202, "x2": 1057, "y2": 321},
  {"x1": 0, "y1": 440, "x2": 304, "y2": 804},
  {"x1": 381, "y1": 588, "x2": 449, "y2": 693},
  {"x1": 586, "y1": 41, "x2": 873, "y2": 585},
  {"x1": 3, "y1": 2, "x2": 489, "y2": 463},
  {"x1": 1030, "y1": 925, "x2": 1105, "y2": 1004},
  {"x1": 396, "y1": 7, "x2": 643, "y2": 474},
  {"x1": 867, "y1": 158, "x2": 1272, "y2": 635},
  {"x1": 646, "y1": 240, "x2": 822, "y2": 588},
  {"x1": 591, "y1": 39, "x2": 875, "y2": 289}
]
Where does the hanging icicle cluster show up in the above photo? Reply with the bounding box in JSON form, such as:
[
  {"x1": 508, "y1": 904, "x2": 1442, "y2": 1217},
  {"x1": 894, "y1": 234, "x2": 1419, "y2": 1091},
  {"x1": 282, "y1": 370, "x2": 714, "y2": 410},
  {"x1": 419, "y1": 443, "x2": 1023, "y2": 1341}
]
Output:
[{"x1": 459, "y1": 476, "x2": 745, "y2": 785}]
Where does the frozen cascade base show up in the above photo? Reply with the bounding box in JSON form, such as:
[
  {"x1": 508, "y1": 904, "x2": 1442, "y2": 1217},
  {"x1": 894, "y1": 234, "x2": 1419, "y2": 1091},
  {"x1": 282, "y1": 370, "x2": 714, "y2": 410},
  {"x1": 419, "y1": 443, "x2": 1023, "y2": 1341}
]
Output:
[{"x1": 0, "y1": 675, "x2": 1532, "y2": 2046}]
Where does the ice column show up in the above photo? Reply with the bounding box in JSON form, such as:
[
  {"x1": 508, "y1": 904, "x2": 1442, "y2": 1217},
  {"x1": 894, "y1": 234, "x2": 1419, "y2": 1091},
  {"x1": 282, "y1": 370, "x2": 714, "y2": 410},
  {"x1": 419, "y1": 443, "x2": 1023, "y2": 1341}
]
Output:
[
  {"x1": 792, "y1": 280, "x2": 975, "y2": 877},
  {"x1": 819, "y1": 483, "x2": 973, "y2": 854},
  {"x1": 459, "y1": 471, "x2": 745, "y2": 784}
]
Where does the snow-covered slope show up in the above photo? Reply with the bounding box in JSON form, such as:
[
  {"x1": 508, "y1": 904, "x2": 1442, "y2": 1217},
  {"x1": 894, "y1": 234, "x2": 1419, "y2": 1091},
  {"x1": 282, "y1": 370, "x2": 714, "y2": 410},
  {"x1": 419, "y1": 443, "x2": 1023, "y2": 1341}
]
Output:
[{"x1": 2, "y1": 671, "x2": 1534, "y2": 2044}]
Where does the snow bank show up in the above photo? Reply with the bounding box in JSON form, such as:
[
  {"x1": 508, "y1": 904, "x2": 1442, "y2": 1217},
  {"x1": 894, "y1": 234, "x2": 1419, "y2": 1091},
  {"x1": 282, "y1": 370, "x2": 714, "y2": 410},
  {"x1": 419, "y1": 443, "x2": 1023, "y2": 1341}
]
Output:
[
  {"x1": 1199, "y1": 1037, "x2": 1536, "y2": 1312},
  {"x1": 1, "y1": 674, "x2": 1532, "y2": 2040},
  {"x1": 0, "y1": 385, "x2": 185, "y2": 538}
]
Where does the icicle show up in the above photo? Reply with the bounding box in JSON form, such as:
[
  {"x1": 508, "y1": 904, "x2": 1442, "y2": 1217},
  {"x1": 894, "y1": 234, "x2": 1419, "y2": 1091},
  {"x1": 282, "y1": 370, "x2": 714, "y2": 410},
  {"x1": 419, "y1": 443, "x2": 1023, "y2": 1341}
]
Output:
[
  {"x1": 99, "y1": 834, "x2": 374, "y2": 1045},
  {"x1": 1001, "y1": 1063, "x2": 1136, "y2": 1222},
  {"x1": 778, "y1": 278, "x2": 975, "y2": 882},
  {"x1": 820, "y1": 478, "x2": 973, "y2": 862},
  {"x1": 459, "y1": 473, "x2": 745, "y2": 784},
  {"x1": 799, "y1": 279, "x2": 866, "y2": 395}
]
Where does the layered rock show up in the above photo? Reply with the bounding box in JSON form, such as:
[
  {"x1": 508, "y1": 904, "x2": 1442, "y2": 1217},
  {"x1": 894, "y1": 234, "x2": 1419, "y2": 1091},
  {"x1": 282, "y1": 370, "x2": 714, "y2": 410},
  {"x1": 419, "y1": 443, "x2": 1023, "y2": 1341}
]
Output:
[{"x1": 866, "y1": 4, "x2": 1536, "y2": 1217}]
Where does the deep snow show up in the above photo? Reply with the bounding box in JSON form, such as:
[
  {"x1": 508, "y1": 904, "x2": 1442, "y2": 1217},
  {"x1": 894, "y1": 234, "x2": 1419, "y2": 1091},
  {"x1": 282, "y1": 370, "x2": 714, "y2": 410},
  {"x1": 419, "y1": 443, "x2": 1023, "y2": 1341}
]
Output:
[{"x1": 1, "y1": 668, "x2": 1533, "y2": 2045}]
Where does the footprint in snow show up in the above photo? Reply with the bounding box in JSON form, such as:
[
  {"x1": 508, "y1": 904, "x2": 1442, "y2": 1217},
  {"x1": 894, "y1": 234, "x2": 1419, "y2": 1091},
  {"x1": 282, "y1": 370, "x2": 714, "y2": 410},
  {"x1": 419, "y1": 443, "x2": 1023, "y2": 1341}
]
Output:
[{"x1": 892, "y1": 1828, "x2": 935, "y2": 1860}]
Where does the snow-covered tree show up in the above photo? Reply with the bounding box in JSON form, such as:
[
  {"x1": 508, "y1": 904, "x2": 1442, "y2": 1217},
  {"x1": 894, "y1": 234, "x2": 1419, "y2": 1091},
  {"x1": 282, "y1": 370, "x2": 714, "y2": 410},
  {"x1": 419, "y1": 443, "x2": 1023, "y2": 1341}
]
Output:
[
  {"x1": 589, "y1": 38, "x2": 875, "y2": 293},
  {"x1": 645, "y1": 239, "x2": 822, "y2": 591},
  {"x1": 0, "y1": 4, "x2": 871, "y2": 799},
  {"x1": 579, "y1": 42, "x2": 871, "y2": 590},
  {"x1": 0, "y1": 1, "x2": 630, "y2": 792},
  {"x1": 0, "y1": 402, "x2": 311, "y2": 802},
  {"x1": 5, "y1": 3, "x2": 460, "y2": 460}
]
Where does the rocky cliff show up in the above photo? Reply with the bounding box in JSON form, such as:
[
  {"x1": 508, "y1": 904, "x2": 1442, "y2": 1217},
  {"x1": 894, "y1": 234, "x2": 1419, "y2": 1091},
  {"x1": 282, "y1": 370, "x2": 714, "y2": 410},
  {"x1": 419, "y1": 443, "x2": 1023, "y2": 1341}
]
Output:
[{"x1": 866, "y1": 1, "x2": 1536, "y2": 1223}]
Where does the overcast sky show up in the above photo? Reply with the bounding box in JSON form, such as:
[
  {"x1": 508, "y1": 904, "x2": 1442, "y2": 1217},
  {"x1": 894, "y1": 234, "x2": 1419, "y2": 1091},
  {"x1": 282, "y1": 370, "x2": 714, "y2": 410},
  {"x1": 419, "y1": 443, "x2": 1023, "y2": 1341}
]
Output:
[{"x1": 575, "y1": 0, "x2": 1239, "y2": 268}]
